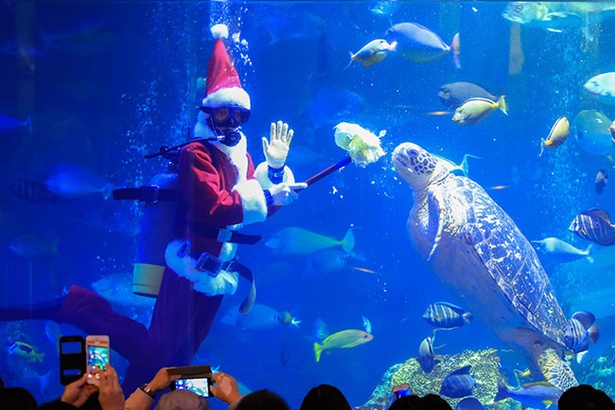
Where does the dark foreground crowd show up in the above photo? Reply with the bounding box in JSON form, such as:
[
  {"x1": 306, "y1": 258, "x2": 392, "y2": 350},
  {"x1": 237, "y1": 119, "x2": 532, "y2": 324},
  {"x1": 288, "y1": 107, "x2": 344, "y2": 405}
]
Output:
[{"x1": 1, "y1": 366, "x2": 614, "y2": 410}]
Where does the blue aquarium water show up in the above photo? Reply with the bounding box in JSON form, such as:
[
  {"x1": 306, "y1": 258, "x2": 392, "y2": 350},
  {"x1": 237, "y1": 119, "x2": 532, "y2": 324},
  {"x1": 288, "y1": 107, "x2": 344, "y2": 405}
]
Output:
[{"x1": 1, "y1": 1, "x2": 615, "y2": 409}]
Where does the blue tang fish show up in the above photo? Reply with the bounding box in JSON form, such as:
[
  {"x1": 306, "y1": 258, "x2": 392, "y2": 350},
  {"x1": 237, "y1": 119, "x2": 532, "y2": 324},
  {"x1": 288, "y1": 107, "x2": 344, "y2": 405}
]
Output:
[
  {"x1": 439, "y1": 365, "x2": 475, "y2": 398},
  {"x1": 455, "y1": 397, "x2": 484, "y2": 410}
]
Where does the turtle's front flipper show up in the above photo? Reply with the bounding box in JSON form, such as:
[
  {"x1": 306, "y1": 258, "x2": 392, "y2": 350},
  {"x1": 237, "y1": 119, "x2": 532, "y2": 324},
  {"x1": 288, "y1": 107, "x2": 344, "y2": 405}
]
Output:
[{"x1": 427, "y1": 188, "x2": 445, "y2": 261}]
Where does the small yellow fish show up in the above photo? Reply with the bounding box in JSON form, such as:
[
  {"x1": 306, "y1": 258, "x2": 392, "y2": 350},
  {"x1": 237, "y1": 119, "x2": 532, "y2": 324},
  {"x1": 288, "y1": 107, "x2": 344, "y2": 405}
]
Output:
[
  {"x1": 452, "y1": 96, "x2": 508, "y2": 126},
  {"x1": 349, "y1": 39, "x2": 397, "y2": 67},
  {"x1": 539, "y1": 116, "x2": 569, "y2": 157},
  {"x1": 6, "y1": 341, "x2": 45, "y2": 362},
  {"x1": 314, "y1": 329, "x2": 373, "y2": 362}
]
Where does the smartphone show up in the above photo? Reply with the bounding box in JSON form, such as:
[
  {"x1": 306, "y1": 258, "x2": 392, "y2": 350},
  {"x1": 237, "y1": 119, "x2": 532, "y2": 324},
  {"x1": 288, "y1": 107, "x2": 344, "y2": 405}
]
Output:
[
  {"x1": 59, "y1": 336, "x2": 85, "y2": 385},
  {"x1": 392, "y1": 383, "x2": 412, "y2": 399},
  {"x1": 85, "y1": 335, "x2": 110, "y2": 385},
  {"x1": 171, "y1": 376, "x2": 212, "y2": 397}
]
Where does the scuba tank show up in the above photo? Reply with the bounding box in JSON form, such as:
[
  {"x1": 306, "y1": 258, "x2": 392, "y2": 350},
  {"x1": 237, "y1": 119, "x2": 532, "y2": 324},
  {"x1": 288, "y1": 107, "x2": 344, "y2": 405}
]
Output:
[
  {"x1": 132, "y1": 168, "x2": 178, "y2": 297},
  {"x1": 113, "y1": 147, "x2": 180, "y2": 297}
]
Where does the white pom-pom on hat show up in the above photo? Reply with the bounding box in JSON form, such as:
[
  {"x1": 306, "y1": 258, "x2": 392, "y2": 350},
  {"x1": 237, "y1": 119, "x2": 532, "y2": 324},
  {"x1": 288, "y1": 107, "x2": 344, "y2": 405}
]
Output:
[{"x1": 211, "y1": 24, "x2": 229, "y2": 39}]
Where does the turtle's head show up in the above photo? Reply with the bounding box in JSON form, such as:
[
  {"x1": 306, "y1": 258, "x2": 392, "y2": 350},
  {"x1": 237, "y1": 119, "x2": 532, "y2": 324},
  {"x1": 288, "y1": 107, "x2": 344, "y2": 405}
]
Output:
[{"x1": 393, "y1": 142, "x2": 447, "y2": 190}]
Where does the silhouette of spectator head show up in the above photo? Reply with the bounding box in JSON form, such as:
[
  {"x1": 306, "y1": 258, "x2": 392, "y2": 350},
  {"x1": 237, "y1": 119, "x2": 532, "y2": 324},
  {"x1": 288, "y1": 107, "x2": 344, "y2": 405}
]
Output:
[
  {"x1": 155, "y1": 389, "x2": 210, "y2": 410},
  {"x1": 0, "y1": 386, "x2": 38, "y2": 410},
  {"x1": 235, "y1": 389, "x2": 289, "y2": 410},
  {"x1": 388, "y1": 395, "x2": 422, "y2": 410},
  {"x1": 421, "y1": 394, "x2": 452, "y2": 410},
  {"x1": 559, "y1": 384, "x2": 615, "y2": 410},
  {"x1": 300, "y1": 384, "x2": 351, "y2": 410}
]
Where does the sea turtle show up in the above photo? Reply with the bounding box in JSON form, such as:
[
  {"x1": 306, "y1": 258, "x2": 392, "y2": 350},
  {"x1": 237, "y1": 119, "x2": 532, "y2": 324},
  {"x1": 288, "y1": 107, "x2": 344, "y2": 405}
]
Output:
[{"x1": 392, "y1": 142, "x2": 577, "y2": 391}]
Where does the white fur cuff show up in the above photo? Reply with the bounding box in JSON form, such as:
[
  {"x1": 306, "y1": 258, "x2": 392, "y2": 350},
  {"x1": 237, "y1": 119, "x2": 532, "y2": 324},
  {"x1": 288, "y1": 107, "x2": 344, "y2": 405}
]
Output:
[
  {"x1": 233, "y1": 179, "x2": 267, "y2": 225},
  {"x1": 164, "y1": 240, "x2": 238, "y2": 296},
  {"x1": 254, "y1": 162, "x2": 295, "y2": 189}
]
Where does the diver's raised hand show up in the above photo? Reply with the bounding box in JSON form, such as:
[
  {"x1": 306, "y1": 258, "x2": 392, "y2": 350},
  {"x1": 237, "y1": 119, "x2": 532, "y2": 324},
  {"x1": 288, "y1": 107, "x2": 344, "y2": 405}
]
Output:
[{"x1": 262, "y1": 120, "x2": 293, "y2": 169}]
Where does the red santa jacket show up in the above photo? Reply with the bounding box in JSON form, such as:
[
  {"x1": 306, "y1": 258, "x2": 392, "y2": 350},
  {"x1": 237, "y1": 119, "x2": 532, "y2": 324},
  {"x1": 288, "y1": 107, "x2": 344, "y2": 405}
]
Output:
[{"x1": 175, "y1": 137, "x2": 270, "y2": 261}]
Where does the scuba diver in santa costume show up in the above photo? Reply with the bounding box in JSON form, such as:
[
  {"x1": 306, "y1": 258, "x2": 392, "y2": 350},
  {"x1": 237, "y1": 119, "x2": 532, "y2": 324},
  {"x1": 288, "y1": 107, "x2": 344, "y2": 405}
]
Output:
[{"x1": 0, "y1": 24, "x2": 306, "y2": 394}]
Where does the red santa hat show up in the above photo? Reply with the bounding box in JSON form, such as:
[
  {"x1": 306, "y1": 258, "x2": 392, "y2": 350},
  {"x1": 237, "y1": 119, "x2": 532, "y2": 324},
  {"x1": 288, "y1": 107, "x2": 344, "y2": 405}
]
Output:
[{"x1": 202, "y1": 24, "x2": 251, "y2": 110}]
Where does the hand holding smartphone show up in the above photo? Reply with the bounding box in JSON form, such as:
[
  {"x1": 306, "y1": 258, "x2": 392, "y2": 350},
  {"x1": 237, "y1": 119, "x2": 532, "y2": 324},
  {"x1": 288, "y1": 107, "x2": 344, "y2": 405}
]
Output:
[
  {"x1": 86, "y1": 335, "x2": 110, "y2": 385},
  {"x1": 167, "y1": 365, "x2": 213, "y2": 397}
]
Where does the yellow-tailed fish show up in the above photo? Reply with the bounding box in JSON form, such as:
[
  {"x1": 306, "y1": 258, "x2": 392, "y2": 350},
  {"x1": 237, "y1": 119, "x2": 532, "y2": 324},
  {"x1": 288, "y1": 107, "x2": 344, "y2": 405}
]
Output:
[
  {"x1": 539, "y1": 116, "x2": 569, "y2": 157},
  {"x1": 6, "y1": 341, "x2": 45, "y2": 362},
  {"x1": 452, "y1": 96, "x2": 508, "y2": 126},
  {"x1": 348, "y1": 39, "x2": 396, "y2": 67},
  {"x1": 313, "y1": 329, "x2": 373, "y2": 362}
]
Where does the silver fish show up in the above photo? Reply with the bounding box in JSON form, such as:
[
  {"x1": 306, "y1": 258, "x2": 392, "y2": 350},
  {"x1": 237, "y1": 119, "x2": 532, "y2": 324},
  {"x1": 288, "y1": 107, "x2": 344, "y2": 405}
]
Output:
[
  {"x1": 503, "y1": 2, "x2": 615, "y2": 34},
  {"x1": 584, "y1": 73, "x2": 615, "y2": 106},
  {"x1": 439, "y1": 82, "x2": 499, "y2": 110},
  {"x1": 572, "y1": 110, "x2": 614, "y2": 156},
  {"x1": 531, "y1": 237, "x2": 592, "y2": 263},
  {"x1": 384, "y1": 22, "x2": 459, "y2": 66}
]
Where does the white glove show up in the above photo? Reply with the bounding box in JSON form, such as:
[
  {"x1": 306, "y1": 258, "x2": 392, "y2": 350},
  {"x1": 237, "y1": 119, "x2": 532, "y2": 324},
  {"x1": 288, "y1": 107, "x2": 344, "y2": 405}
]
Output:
[
  {"x1": 269, "y1": 182, "x2": 307, "y2": 206},
  {"x1": 262, "y1": 121, "x2": 293, "y2": 169}
]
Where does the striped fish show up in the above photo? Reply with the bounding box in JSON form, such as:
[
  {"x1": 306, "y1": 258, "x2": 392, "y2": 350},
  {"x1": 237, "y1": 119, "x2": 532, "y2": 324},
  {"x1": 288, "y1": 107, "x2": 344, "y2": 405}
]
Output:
[
  {"x1": 423, "y1": 302, "x2": 473, "y2": 330},
  {"x1": 568, "y1": 208, "x2": 615, "y2": 246},
  {"x1": 10, "y1": 179, "x2": 57, "y2": 203},
  {"x1": 564, "y1": 311, "x2": 599, "y2": 363}
]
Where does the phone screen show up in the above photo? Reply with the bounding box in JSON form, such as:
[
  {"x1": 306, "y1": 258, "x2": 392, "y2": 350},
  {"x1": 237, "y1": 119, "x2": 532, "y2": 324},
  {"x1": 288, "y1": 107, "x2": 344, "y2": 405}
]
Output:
[
  {"x1": 86, "y1": 338, "x2": 110, "y2": 383},
  {"x1": 173, "y1": 377, "x2": 211, "y2": 397},
  {"x1": 59, "y1": 336, "x2": 86, "y2": 386},
  {"x1": 392, "y1": 384, "x2": 411, "y2": 399}
]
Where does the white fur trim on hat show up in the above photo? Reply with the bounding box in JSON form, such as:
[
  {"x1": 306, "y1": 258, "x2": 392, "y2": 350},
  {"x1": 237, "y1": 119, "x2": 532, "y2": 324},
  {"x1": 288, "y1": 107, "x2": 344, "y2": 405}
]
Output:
[
  {"x1": 202, "y1": 86, "x2": 251, "y2": 110},
  {"x1": 211, "y1": 24, "x2": 229, "y2": 39}
]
